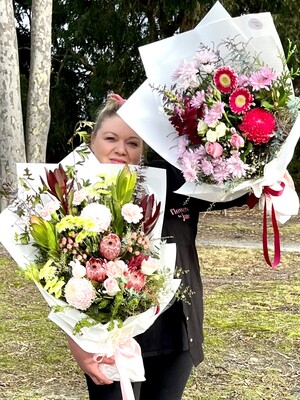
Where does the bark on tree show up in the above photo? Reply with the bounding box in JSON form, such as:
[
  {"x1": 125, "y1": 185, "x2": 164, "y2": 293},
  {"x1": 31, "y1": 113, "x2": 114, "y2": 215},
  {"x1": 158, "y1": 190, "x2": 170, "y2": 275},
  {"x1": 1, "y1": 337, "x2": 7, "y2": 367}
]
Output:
[
  {"x1": 26, "y1": 0, "x2": 52, "y2": 163},
  {"x1": 0, "y1": 0, "x2": 26, "y2": 209}
]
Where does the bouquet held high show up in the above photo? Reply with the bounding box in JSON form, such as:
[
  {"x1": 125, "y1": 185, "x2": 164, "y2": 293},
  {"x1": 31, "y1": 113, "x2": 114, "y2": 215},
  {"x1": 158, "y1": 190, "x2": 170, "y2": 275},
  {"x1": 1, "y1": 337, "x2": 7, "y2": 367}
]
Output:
[{"x1": 118, "y1": 1, "x2": 300, "y2": 267}]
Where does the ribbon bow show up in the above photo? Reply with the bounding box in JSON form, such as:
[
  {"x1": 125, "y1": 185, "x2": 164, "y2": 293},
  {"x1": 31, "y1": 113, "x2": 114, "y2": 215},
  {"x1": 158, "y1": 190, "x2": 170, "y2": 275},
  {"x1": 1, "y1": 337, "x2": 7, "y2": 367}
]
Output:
[
  {"x1": 247, "y1": 182, "x2": 285, "y2": 268},
  {"x1": 96, "y1": 337, "x2": 145, "y2": 400}
]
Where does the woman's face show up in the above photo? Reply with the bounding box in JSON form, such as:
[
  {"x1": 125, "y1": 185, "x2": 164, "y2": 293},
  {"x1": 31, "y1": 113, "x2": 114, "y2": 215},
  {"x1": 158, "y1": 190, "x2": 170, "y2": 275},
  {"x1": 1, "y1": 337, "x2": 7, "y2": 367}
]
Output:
[{"x1": 91, "y1": 115, "x2": 143, "y2": 165}]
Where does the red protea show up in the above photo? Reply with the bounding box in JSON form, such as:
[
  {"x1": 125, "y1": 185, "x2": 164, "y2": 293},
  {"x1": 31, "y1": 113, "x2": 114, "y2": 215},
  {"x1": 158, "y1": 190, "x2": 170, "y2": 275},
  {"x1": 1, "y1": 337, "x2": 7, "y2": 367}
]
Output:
[
  {"x1": 86, "y1": 257, "x2": 107, "y2": 282},
  {"x1": 41, "y1": 164, "x2": 74, "y2": 215},
  {"x1": 139, "y1": 194, "x2": 161, "y2": 235},
  {"x1": 125, "y1": 270, "x2": 146, "y2": 292},
  {"x1": 100, "y1": 233, "x2": 122, "y2": 260},
  {"x1": 239, "y1": 108, "x2": 276, "y2": 144}
]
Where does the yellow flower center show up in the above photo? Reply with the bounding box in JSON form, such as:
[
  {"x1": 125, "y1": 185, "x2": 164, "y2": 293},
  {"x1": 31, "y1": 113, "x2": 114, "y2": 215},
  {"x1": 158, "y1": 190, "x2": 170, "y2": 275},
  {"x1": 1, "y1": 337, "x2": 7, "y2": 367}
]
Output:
[
  {"x1": 235, "y1": 95, "x2": 246, "y2": 107},
  {"x1": 220, "y1": 73, "x2": 231, "y2": 87}
]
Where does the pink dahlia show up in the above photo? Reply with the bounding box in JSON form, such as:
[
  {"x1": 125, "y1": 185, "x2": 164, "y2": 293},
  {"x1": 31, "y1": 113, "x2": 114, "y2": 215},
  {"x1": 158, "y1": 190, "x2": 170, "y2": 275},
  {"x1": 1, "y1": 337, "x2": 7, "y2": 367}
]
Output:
[
  {"x1": 229, "y1": 88, "x2": 254, "y2": 114},
  {"x1": 214, "y1": 66, "x2": 238, "y2": 93},
  {"x1": 86, "y1": 257, "x2": 107, "y2": 282},
  {"x1": 100, "y1": 233, "x2": 121, "y2": 260},
  {"x1": 238, "y1": 108, "x2": 276, "y2": 144}
]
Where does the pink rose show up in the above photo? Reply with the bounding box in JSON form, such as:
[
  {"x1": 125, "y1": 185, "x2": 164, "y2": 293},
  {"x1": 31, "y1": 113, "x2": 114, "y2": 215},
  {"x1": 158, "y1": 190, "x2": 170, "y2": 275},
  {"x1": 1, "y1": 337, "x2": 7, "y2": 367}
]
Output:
[
  {"x1": 230, "y1": 133, "x2": 245, "y2": 150},
  {"x1": 141, "y1": 257, "x2": 159, "y2": 275},
  {"x1": 125, "y1": 270, "x2": 146, "y2": 292},
  {"x1": 103, "y1": 277, "x2": 121, "y2": 296},
  {"x1": 205, "y1": 142, "x2": 223, "y2": 158},
  {"x1": 106, "y1": 260, "x2": 128, "y2": 278},
  {"x1": 100, "y1": 233, "x2": 121, "y2": 260},
  {"x1": 86, "y1": 257, "x2": 107, "y2": 282}
]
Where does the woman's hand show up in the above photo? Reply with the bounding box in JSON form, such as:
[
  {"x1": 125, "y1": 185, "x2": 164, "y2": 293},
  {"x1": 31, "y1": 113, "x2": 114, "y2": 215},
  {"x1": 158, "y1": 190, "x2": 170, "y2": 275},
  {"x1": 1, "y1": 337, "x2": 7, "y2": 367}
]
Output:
[{"x1": 66, "y1": 335, "x2": 115, "y2": 385}]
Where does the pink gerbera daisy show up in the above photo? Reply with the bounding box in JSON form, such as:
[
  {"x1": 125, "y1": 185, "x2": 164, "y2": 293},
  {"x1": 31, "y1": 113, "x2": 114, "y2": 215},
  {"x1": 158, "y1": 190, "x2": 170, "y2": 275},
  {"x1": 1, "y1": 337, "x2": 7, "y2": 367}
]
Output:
[
  {"x1": 214, "y1": 66, "x2": 238, "y2": 93},
  {"x1": 229, "y1": 88, "x2": 254, "y2": 114}
]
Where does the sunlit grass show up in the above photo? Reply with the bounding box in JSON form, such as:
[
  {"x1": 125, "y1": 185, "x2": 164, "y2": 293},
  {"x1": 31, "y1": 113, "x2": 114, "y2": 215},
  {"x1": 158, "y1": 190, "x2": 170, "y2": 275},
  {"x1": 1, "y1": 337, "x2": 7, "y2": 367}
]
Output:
[{"x1": 1, "y1": 246, "x2": 300, "y2": 399}]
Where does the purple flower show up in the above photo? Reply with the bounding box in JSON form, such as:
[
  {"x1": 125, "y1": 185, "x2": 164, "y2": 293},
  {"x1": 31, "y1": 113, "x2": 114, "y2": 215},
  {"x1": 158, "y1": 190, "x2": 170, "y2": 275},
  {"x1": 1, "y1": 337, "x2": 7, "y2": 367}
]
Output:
[
  {"x1": 249, "y1": 67, "x2": 278, "y2": 91},
  {"x1": 226, "y1": 153, "x2": 248, "y2": 178},
  {"x1": 190, "y1": 90, "x2": 205, "y2": 108},
  {"x1": 200, "y1": 158, "x2": 214, "y2": 176},
  {"x1": 212, "y1": 158, "x2": 230, "y2": 184},
  {"x1": 204, "y1": 101, "x2": 225, "y2": 125},
  {"x1": 194, "y1": 49, "x2": 218, "y2": 65},
  {"x1": 171, "y1": 59, "x2": 199, "y2": 90}
]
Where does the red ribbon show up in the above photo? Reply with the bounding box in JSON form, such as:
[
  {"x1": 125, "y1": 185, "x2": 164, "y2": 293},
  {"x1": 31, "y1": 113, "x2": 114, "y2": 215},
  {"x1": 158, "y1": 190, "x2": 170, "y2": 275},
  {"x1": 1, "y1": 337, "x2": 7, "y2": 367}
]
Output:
[
  {"x1": 261, "y1": 182, "x2": 285, "y2": 268},
  {"x1": 247, "y1": 182, "x2": 285, "y2": 268}
]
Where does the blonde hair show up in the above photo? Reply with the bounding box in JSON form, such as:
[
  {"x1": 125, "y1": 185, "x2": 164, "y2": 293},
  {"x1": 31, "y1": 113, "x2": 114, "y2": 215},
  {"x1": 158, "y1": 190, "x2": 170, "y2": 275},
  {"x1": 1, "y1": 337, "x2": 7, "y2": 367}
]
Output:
[{"x1": 93, "y1": 93, "x2": 126, "y2": 134}]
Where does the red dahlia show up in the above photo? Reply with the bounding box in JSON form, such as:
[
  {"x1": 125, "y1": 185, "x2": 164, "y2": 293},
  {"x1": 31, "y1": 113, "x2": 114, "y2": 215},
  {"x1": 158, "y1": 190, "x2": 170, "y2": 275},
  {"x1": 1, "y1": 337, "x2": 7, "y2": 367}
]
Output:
[{"x1": 238, "y1": 108, "x2": 276, "y2": 144}]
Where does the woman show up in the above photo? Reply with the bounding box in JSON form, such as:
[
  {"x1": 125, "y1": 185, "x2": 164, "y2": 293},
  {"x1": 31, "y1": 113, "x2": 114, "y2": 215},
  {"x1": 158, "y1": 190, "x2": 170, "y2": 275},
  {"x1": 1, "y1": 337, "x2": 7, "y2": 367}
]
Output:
[{"x1": 67, "y1": 93, "x2": 248, "y2": 399}]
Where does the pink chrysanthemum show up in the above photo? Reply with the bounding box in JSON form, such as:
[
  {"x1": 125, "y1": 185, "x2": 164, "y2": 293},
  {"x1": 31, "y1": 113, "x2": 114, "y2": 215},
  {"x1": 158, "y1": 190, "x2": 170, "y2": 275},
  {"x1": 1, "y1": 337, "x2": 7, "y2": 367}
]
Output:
[
  {"x1": 229, "y1": 88, "x2": 254, "y2": 114},
  {"x1": 238, "y1": 108, "x2": 276, "y2": 144},
  {"x1": 214, "y1": 66, "x2": 238, "y2": 93},
  {"x1": 249, "y1": 67, "x2": 278, "y2": 91},
  {"x1": 64, "y1": 277, "x2": 96, "y2": 311}
]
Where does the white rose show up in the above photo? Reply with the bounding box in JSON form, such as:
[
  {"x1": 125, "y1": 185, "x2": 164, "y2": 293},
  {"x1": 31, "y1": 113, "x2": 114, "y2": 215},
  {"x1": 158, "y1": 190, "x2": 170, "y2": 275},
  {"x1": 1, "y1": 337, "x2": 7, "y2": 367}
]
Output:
[
  {"x1": 141, "y1": 257, "x2": 159, "y2": 275},
  {"x1": 69, "y1": 259, "x2": 86, "y2": 278}
]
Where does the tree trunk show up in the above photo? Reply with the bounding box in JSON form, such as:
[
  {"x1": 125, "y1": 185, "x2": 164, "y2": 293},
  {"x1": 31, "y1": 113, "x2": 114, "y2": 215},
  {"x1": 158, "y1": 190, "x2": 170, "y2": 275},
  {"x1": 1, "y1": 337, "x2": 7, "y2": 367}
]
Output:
[
  {"x1": 26, "y1": 0, "x2": 52, "y2": 163},
  {"x1": 0, "y1": 0, "x2": 26, "y2": 210}
]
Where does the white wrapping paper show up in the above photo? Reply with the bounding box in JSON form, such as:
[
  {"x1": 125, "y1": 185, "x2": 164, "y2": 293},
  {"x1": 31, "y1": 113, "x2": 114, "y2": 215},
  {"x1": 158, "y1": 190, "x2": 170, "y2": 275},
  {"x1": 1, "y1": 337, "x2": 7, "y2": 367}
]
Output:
[{"x1": 117, "y1": 1, "x2": 300, "y2": 221}]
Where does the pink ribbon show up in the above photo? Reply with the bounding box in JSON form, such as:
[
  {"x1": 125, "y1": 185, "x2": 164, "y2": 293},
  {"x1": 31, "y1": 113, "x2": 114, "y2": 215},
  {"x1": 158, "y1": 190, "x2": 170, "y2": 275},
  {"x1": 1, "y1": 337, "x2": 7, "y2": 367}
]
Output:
[{"x1": 114, "y1": 338, "x2": 144, "y2": 400}]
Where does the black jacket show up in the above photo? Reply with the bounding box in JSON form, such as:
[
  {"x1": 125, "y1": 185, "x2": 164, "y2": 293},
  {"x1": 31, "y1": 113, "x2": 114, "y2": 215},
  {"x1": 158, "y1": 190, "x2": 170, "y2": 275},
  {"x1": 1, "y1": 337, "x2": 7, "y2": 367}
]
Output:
[{"x1": 136, "y1": 160, "x2": 247, "y2": 366}]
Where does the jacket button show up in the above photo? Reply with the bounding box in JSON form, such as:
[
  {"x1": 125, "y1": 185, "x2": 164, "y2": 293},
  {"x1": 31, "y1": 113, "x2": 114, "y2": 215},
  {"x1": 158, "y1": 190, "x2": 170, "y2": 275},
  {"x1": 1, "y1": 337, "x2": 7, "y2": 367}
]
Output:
[{"x1": 190, "y1": 338, "x2": 193, "y2": 342}]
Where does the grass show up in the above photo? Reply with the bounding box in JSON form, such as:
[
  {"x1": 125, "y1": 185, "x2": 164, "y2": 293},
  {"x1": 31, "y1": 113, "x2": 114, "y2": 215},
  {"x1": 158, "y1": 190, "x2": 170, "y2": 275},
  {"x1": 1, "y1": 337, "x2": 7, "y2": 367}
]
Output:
[{"x1": 1, "y1": 247, "x2": 300, "y2": 399}]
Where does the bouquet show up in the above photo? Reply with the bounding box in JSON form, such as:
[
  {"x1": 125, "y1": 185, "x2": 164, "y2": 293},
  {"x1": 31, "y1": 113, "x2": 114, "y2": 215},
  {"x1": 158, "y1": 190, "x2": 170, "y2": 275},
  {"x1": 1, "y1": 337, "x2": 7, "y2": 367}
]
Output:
[
  {"x1": 0, "y1": 146, "x2": 179, "y2": 400},
  {"x1": 117, "y1": 2, "x2": 300, "y2": 267},
  {"x1": 157, "y1": 39, "x2": 299, "y2": 190}
]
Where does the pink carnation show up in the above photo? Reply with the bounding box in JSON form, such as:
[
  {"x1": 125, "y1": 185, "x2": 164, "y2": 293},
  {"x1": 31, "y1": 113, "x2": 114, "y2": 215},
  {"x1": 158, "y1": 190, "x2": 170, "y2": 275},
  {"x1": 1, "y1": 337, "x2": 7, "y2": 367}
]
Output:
[
  {"x1": 121, "y1": 203, "x2": 143, "y2": 224},
  {"x1": 106, "y1": 260, "x2": 128, "y2": 278},
  {"x1": 64, "y1": 277, "x2": 96, "y2": 310}
]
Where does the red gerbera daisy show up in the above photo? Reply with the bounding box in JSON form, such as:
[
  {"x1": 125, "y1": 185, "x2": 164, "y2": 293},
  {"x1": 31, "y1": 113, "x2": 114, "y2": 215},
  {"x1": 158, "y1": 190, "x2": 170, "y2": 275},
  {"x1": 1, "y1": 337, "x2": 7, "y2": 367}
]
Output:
[
  {"x1": 214, "y1": 66, "x2": 238, "y2": 93},
  {"x1": 229, "y1": 88, "x2": 254, "y2": 114},
  {"x1": 238, "y1": 108, "x2": 276, "y2": 144}
]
